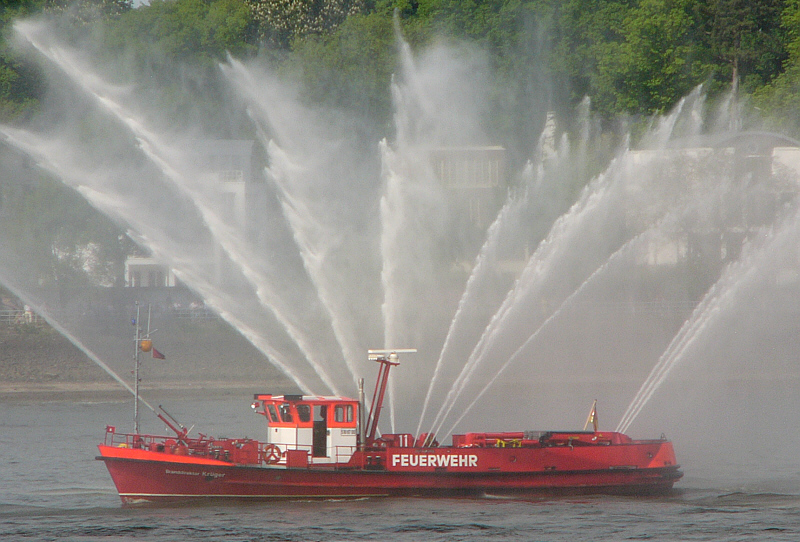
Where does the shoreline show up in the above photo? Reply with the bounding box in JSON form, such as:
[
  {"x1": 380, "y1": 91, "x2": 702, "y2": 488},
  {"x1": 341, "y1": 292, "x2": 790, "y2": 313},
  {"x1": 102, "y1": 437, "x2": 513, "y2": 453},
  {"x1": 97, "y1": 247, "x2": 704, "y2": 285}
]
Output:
[{"x1": 0, "y1": 379, "x2": 295, "y2": 402}]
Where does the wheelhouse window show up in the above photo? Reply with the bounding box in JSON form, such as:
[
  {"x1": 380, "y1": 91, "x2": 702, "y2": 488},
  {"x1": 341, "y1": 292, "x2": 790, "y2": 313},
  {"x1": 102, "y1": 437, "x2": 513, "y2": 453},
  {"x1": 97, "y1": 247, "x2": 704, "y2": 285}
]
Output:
[
  {"x1": 279, "y1": 403, "x2": 293, "y2": 422},
  {"x1": 266, "y1": 404, "x2": 278, "y2": 423},
  {"x1": 297, "y1": 404, "x2": 311, "y2": 423},
  {"x1": 334, "y1": 404, "x2": 353, "y2": 423}
]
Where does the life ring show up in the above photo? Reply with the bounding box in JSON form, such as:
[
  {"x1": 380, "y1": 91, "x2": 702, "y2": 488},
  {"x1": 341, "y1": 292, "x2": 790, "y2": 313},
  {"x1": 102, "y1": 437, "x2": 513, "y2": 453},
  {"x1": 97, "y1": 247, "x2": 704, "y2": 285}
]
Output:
[{"x1": 260, "y1": 444, "x2": 282, "y2": 464}]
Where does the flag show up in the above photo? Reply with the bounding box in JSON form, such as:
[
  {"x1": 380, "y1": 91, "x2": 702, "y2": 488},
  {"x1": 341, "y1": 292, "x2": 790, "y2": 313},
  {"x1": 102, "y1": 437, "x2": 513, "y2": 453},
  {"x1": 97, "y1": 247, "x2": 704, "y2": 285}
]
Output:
[
  {"x1": 583, "y1": 400, "x2": 598, "y2": 432},
  {"x1": 151, "y1": 347, "x2": 166, "y2": 360}
]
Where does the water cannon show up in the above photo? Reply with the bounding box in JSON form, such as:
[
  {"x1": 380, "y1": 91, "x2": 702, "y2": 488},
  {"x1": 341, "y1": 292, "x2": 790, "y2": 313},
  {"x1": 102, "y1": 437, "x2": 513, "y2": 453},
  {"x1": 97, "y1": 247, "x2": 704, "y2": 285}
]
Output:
[
  {"x1": 367, "y1": 349, "x2": 417, "y2": 364},
  {"x1": 364, "y1": 349, "x2": 417, "y2": 445}
]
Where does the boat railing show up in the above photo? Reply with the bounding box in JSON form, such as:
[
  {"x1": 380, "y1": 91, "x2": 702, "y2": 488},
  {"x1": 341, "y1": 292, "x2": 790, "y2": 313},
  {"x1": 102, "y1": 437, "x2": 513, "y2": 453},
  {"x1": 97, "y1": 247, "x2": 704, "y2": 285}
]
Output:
[
  {"x1": 267, "y1": 441, "x2": 359, "y2": 467},
  {"x1": 102, "y1": 427, "x2": 364, "y2": 467},
  {"x1": 102, "y1": 426, "x2": 263, "y2": 464},
  {"x1": 332, "y1": 445, "x2": 358, "y2": 465},
  {"x1": 103, "y1": 427, "x2": 167, "y2": 449}
]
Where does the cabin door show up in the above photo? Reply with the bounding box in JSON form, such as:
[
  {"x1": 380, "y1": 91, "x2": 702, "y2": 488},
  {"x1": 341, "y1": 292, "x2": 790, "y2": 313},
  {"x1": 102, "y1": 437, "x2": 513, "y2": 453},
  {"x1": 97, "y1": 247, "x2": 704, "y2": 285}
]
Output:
[{"x1": 312, "y1": 405, "x2": 328, "y2": 457}]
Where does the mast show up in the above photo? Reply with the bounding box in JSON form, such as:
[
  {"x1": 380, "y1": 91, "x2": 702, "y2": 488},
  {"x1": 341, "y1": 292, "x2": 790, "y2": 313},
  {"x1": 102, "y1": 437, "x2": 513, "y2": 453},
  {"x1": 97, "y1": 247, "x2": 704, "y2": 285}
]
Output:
[
  {"x1": 365, "y1": 349, "x2": 416, "y2": 445},
  {"x1": 358, "y1": 378, "x2": 365, "y2": 451},
  {"x1": 133, "y1": 302, "x2": 141, "y2": 434},
  {"x1": 133, "y1": 302, "x2": 158, "y2": 435},
  {"x1": 131, "y1": 304, "x2": 185, "y2": 440}
]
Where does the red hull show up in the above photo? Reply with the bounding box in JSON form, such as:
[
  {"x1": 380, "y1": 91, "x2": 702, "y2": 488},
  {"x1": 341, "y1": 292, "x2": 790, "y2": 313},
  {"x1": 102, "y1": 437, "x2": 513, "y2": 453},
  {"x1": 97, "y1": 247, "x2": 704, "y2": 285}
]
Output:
[{"x1": 98, "y1": 441, "x2": 682, "y2": 503}]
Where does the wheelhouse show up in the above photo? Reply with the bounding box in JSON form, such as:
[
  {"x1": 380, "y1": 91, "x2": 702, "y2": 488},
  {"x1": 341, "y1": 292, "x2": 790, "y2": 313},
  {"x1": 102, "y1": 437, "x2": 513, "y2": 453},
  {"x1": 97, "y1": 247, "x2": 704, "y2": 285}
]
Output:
[{"x1": 252, "y1": 394, "x2": 359, "y2": 465}]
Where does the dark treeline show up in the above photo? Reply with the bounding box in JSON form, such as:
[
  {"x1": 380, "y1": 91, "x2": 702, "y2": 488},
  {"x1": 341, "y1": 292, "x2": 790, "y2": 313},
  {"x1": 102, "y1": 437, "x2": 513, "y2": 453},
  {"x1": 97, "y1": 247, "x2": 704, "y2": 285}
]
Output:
[{"x1": 1, "y1": 0, "x2": 800, "y2": 139}]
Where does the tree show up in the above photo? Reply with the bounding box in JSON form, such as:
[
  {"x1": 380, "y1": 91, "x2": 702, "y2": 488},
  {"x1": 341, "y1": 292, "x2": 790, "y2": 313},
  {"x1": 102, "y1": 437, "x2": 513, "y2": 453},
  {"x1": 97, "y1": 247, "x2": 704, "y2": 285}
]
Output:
[
  {"x1": 613, "y1": 0, "x2": 711, "y2": 114},
  {"x1": 752, "y1": 0, "x2": 800, "y2": 135},
  {"x1": 42, "y1": 0, "x2": 132, "y2": 24},
  {"x1": 0, "y1": 0, "x2": 46, "y2": 121},
  {"x1": 290, "y1": 11, "x2": 396, "y2": 125},
  {"x1": 0, "y1": 168, "x2": 131, "y2": 290},
  {"x1": 102, "y1": 0, "x2": 255, "y2": 61},
  {"x1": 248, "y1": 0, "x2": 367, "y2": 49},
  {"x1": 703, "y1": 0, "x2": 786, "y2": 95},
  {"x1": 553, "y1": 0, "x2": 713, "y2": 118}
]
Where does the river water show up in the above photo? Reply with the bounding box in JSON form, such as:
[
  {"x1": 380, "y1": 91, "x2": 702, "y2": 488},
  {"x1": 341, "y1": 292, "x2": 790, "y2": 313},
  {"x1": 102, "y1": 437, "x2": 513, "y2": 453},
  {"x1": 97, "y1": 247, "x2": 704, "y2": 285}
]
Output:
[{"x1": 2, "y1": 395, "x2": 799, "y2": 541}]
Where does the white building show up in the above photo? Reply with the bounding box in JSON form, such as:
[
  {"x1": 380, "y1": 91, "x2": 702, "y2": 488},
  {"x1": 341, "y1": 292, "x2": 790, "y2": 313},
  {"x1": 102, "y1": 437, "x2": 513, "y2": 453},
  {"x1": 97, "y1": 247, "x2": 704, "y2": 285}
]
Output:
[
  {"x1": 430, "y1": 146, "x2": 506, "y2": 229},
  {"x1": 125, "y1": 257, "x2": 176, "y2": 288},
  {"x1": 125, "y1": 139, "x2": 266, "y2": 287}
]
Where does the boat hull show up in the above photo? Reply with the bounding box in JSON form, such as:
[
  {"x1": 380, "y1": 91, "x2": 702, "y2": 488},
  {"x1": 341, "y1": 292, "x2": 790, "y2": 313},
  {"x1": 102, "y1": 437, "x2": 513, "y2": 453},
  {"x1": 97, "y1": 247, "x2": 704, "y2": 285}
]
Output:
[{"x1": 98, "y1": 442, "x2": 682, "y2": 503}]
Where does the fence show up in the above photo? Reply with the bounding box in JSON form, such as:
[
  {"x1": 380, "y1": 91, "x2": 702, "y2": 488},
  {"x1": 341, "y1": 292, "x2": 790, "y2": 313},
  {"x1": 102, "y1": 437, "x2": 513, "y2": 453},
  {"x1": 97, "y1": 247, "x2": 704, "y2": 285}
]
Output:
[
  {"x1": 172, "y1": 307, "x2": 218, "y2": 320},
  {"x1": 0, "y1": 309, "x2": 42, "y2": 325}
]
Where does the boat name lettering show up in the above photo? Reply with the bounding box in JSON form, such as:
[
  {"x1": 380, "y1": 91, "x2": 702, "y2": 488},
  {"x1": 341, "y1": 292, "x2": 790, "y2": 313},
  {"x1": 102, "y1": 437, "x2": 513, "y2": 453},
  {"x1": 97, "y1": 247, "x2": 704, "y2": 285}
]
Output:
[
  {"x1": 165, "y1": 469, "x2": 200, "y2": 476},
  {"x1": 391, "y1": 454, "x2": 478, "y2": 468},
  {"x1": 164, "y1": 469, "x2": 224, "y2": 478},
  {"x1": 341, "y1": 429, "x2": 357, "y2": 436}
]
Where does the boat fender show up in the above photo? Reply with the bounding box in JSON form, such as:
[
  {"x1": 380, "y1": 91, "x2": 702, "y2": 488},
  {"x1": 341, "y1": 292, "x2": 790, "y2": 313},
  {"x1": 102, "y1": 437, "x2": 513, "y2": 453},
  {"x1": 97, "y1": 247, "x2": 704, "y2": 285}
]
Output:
[{"x1": 261, "y1": 444, "x2": 282, "y2": 464}]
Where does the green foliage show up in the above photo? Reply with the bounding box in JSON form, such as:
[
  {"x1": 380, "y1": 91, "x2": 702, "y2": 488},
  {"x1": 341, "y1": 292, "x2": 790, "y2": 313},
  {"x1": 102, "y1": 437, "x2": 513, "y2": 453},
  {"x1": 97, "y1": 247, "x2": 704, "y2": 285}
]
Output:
[
  {"x1": 551, "y1": 0, "x2": 630, "y2": 104},
  {"x1": 0, "y1": 0, "x2": 799, "y2": 134},
  {"x1": 42, "y1": 0, "x2": 132, "y2": 24},
  {"x1": 0, "y1": 0, "x2": 137, "y2": 123},
  {"x1": 426, "y1": 0, "x2": 517, "y2": 46},
  {"x1": 612, "y1": 0, "x2": 711, "y2": 114},
  {"x1": 0, "y1": 0, "x2": 46, "y2": 22},
  {"x1": 0, "y1": 0, "x2": 46, "y2": 121},
  {"x1": 4, "y1": 0, "x2": 800, "y2": 294},
  {"x1": 0, "y1": 170, "x2": 131, "y2": 289},
  {"x1": 90, "y1": 0, "x2": 259, "y2": 134},
  {"x1": 752, "y1": 0, "x2": 800, "y2": 135},
  {"x1": 248, "y1": 0, "x2": 366, "y2": 49},
  {"x1": 703, "y1": 0, "x2": 786, "y2": 93},
  {"x1": 102, "y1": 0, "x2": 255, "y2": 62},
  {"x1": 0, "y1": 55, "x2": 41, "y2": 121},
  {"x1": 290, "y1": 11, "x2": 396, "y2": 125},
  {"x1": 551, "y1": 0, "x2": 707, "y2": 117}
]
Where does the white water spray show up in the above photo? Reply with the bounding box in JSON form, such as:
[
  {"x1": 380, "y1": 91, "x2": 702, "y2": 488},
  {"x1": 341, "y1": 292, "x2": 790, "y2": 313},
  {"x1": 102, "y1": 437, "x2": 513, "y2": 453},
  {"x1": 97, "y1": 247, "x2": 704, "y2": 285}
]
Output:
[
  {"x1": 10, "y1": 21, "x2": 346, "y2": 393},
  {"x1": 222, "y1": 58, "x2": 366, "y2": 386},
  {"x1": 427, "y1": 170, "x2": 617, "y2": 436},
  {"x1": 616, "y1": 210, "x2": 800, "y2": 433},
  {"x1": 441, "y1": 220, "x2": 677, "y2": 437},
  {"x1": 0, "y1": 270, "x2": 155, "y2": 409}
]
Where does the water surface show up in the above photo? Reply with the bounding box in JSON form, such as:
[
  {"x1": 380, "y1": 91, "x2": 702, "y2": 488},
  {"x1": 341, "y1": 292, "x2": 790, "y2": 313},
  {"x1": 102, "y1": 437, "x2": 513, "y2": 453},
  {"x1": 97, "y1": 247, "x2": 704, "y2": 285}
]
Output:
[{"x1": 2, "y1": 396, "x2": 798, "y2": 541}]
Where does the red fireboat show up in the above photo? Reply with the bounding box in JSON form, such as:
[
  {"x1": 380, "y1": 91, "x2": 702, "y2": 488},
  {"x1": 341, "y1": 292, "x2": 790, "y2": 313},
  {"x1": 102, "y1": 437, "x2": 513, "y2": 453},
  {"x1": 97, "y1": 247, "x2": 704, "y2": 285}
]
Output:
[{"x1": 97, "y1": 349, "x2": 682, "y2": 503}]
